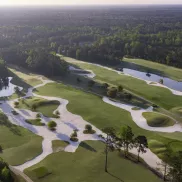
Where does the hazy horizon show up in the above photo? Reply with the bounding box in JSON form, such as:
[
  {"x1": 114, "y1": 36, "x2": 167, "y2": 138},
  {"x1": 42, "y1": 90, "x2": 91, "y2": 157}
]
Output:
[{"x1": 0, "y1": 0, "x2": 182, "y2": 6}]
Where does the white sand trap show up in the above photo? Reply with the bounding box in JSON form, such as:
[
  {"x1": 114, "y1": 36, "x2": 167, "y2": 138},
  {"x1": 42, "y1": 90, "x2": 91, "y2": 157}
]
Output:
[
  {"x1": 103, "y1": 97, "x2": 182, "y2": 133},
  {"x1": 0, "y1": 78, "x2": 103, "y2": 171},
  {"x1": 69, "y1": 65, "x2": 95, "y2": 78},
  {"x1": 0, "y1": 76, "x2": 178, "y2": 174}
]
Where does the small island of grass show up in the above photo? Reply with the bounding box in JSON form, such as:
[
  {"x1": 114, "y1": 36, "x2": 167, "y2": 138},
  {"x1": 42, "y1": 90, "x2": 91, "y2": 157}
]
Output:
[{"x1": 143, "y1": 112, "x2": 175, "y2": 127}]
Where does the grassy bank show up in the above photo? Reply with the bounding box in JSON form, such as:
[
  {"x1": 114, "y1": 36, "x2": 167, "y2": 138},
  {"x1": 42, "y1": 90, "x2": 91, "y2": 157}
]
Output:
[
  {"x1": 25, "y1": 141, "x2": 162, "y2": 182},
  {"x1": 123, "y1": 57, "x2": 182, "y2": 81},
  {"x1": 65, "y1": 57, "x2": 182, "y2": 110},
  {"x1": 143, "y1": 112, "x2": 175, "y2": 127},
  {"x1": 18, "y1": 97, "x2": 59, "y2": 118}
]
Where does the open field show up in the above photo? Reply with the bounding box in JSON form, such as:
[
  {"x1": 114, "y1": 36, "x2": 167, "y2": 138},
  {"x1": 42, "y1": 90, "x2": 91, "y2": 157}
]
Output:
[
  {"x1": 170, "y1": 107, "x2": 182, "y2": 117},
  {"x1": 0, "y1": 112, "x2": 43, "y2": 166},
  {"x1": 18, "y1": 97, "x2": 59, "y2": 118},
  {"x1": 64, "y1": 57, "x2": 182, "y2": 110},
  {"x1": 123, "y1": 57, "x2": 182, "y2": 81},
  {"x1": 143, "y1": 112, "x2": 175, "y2": 127},
  {"x1": 35, "y1": 82, "x2": 182, "y2": 157},
  {"x1": 25, "y1": 141, "x2": 162, "y2": 182}
]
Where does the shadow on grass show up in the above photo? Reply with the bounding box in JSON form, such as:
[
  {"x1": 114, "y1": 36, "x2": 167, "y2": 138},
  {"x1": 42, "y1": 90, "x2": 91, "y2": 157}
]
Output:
[
  {"x1": 107, "y1": 172, "x2": 124, "y2": 182},
  {"x1": 80, "y1": 142, "x2": 97, "y2": 152}
]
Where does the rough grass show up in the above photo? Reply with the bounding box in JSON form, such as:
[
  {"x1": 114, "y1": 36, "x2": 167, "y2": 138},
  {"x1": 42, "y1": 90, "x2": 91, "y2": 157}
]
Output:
[
  {"x1": 25, "y1": 141, "x2": 162, "y2": 182},
  {"x1": 123, "y1": 57, "x2": 182, "y2": 81},
  {"x1": 35, "y1": 82, "x2": 182, "y2": 158},
  {"x1": 52, "y1": 140, "x2": 69, "y2": 152},
  {"x1": 25, "y1": 119, "x2": 45, "y2": 126},
  {"x1": 18, "y1": 97, "x2": 59, "y2": 118},
  {"x1": 148, "y1": 140, "x2": 167, "y2": 159},
  {"x1": 0, "y1": 112, "x2": 43, "y2": 166},
  {"x1": 66, "y1": 57, "x2": 182, "y2": 110},
  {"x1": 143, "y1": 112, "x2": 175, "y2": 127},
  {"x1": 170, "y1": 107, "x2": 182, "y2": 117}
]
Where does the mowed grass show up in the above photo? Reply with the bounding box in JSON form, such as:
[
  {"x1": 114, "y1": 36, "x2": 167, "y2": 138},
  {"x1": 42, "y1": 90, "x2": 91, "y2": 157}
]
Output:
[
  {"x1": 170, "y1": 107, "x2": 182, "y2": 117},
  {"x1": 18, "y1": 97, "x2": 59, "y2": 118},
  {"x1": 65, "y1": 57, "x2": 182, "y2": 110},
  {"x1": 0, "y1": 112, "x2": 42, "y2": 166},
  {"x1": 25, "y1": 118, "x2": 45, "y2": 126},
  {"x1": 35, "y1": 82, "x2": 182, "y2": 156},
  {"x1": 143, "y1": 112, "x2": 175, "y2": 127},
  {"x1": 25, "y1": 141, "x2": 162, "y2": 182},
  {"x1": 123, "y1": 57, "x2": 182, "y2": 81},
  {"x1": 52, "y1": 140, "x2": 69, "y2": 152}
]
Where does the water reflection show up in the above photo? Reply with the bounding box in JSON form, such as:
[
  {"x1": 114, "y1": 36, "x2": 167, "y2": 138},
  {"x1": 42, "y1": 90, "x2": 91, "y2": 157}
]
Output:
[
  {"x1": 0, "y1": 77, "x2": 23, "y2": 97},
  {"x1": 123, "y1": 68, "x2": 182, "y2": 92}
]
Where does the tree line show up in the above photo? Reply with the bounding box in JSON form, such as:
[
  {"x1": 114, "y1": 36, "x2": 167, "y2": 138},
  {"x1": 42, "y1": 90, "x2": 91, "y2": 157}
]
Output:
[
  {"x1": 0, "y1": 6, "x2": 182, "y2": 68},
  {"x1": 101, "y1": 126, "x2": 182, "y2": 182}
]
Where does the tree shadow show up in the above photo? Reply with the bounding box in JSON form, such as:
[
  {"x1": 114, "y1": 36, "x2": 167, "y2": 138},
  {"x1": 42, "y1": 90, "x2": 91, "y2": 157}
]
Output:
[
  {"x1": 107, "y1": 172, "x2": 124, "y2": 182},
  {"x1": 79, "y1": 142, "x2": 97, "y2": 152}
]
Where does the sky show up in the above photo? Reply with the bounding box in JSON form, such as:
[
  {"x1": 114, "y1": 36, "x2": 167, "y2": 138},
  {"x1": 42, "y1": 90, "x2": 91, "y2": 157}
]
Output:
[{"x1": 0, "y1": 0, "x2": 182, "y2": 5}]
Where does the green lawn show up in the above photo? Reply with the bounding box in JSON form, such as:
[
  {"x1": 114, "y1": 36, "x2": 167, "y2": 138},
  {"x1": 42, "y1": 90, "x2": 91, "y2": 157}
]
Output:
[
  {"x1": 123, "y1": 57, "x2": 182, "y2": 81},
  {"x1": 18, "y1": 97, "x2": 59, "y2": 118},
  {"x1": 52, "y1": 140, "x2": 69, "y2": 152},
  {"x1": 35, "y1": 82, "x2": 182, "y2": 157},
  {"x1": 170, "y1": 107, "x2": 182, "y2": 117},
  {"x1": 0, "y1": 112, "x2": 42, "y2": 166},
  {"x1": 143, "y1": 112, "x2": 175, "y2": 127},
  {"x1": 67, "y1": 59, "x2": 182, "y2": 110},
  {"x1": 25, "y1": 119, "x2": 45, "y2": 126},
  {"x1": 25, "y1": 141, "x2": 162, "y2": 182}
]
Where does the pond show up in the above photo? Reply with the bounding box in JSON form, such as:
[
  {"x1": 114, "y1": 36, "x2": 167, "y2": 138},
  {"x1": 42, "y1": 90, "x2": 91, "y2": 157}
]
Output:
[
  {"x1": 123, "y1": 68, "x2": 182, "y2": 92},
  {"x1": 0, "y1": 77, "x2": 23, "y2": 97}
]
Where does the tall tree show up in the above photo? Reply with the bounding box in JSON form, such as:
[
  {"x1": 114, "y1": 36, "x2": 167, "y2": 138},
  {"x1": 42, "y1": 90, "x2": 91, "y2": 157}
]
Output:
[
  {"x1": 134, "y1": 135, "x2": 148, "y2": 162},
  {"x1": 101, "y1": 127, "x2": 116, "y2": 172},
  {"x1": 119, "y1": 126, "x2": 134, "y2": 157}
]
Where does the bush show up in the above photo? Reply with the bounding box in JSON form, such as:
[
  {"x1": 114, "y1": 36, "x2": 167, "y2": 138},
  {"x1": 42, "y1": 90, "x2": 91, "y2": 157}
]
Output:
[
  {"x1": 107, "y1": 87, "x2": 117, "y2": 98},
  {"x1": 36, "y1": 113, "x2": 41, "y2": 118},
  {"x1": 70, "y1": 130, "x2": 78, "y2": 142},
  {"x1": 0, "y1": 145, "x2": 2, "y2": 153},
  {"x1": 14, "y1": 101, "x2": 19, "y2": 108},
  {"x1": 83, "y1": 124, "x2": 96, "y2": 134},
  {"x1": 47, "y1": 121, "x2": 57, "y2": 130},
  {"x1": 102, "y1": 83, "x2": 109, "y2": 89},
  {"x1": 55, "y1": 110, "x2": 60, "y2": 115},
  {"x1": 118, "y1": 85, "x2": 123, "y2": 92},
  {"x1": 88, "y1": 80, "x2": 95, "y2": 88},
  {"x1": 159, "y1": 79, "x2": 164, "y2": 84},
  {"x1": 11, "y1": 110, "x2": 19, "y2": 115},
  {"x1": 85, "y1": 124, "x2": 92, "y2": 131}
]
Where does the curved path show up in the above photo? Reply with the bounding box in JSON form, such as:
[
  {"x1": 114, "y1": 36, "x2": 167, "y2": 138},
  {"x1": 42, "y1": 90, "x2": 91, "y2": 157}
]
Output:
[
  {"x1": 67, "y1": 59, "x2": 182, "y2": 96},
  {"x1": 0, "y1": 75, "x2": 179, "y2": 176},
  {"x1": 0, "y1": 78, "x2": 103, "y2": 171}
]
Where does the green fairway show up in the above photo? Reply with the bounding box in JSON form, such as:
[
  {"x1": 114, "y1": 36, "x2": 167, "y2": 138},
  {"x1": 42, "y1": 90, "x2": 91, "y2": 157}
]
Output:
[
  {"x1": 65, "y1": 58, "x2": 182, "y2": 110},
  {"x1": 25, "y1": 141, "x2": 162, "y2": 182},
  {"x1": 123, "y1": 57, "x2": 182, "y2": 81},
  {"x1": 143, "y1": 112, "x2": 175, "y2": 127},
  {"x1": 35, "y1": 82, "x2": 182, "y2": 156},
  {"x1": 18, "y1": 97, "x2": 59, "y2": 118},
  {"x1": 0, "y1": 112, "x2": 42, "y2": 166}
]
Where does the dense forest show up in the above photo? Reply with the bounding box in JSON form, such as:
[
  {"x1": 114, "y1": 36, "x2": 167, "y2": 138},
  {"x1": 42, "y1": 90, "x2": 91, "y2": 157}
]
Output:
[{"x1": 0, "y1": 6, "x2": 182, "y2": 68}]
